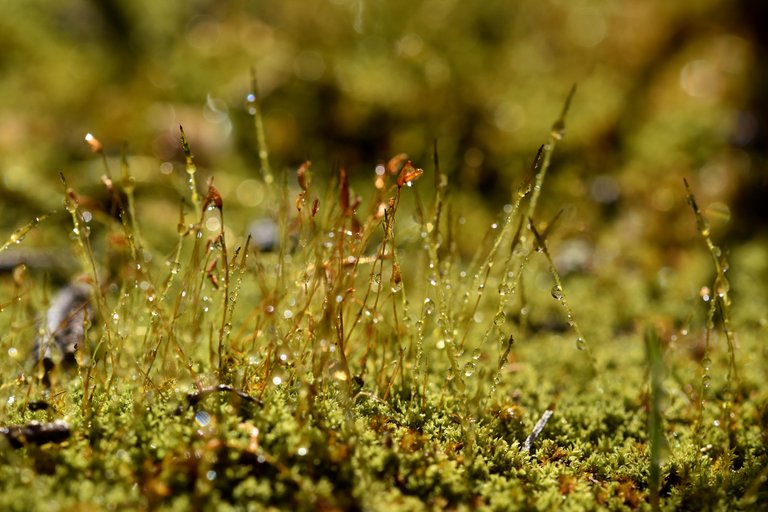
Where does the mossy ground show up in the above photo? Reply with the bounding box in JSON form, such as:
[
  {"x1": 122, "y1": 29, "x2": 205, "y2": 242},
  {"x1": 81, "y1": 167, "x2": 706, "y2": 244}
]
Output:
[
  {"x1": 0, "y1": 115, "x2": 766, "y2": 511},
  {"x1": 1, "y1": 2, "x2": 767, "y2": 510}
]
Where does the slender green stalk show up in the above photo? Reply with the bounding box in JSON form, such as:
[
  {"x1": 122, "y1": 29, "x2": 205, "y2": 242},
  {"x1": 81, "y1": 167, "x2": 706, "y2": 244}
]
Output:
[
  {"x1": 645, "y1": 326, "x2": 668, "y2": 512},
  {"x1": 249, "y1": 68, "x2": 275, "y2": 185},
  {"x1": 530, "y1": 219, "x2": 600, "y2": 389}
]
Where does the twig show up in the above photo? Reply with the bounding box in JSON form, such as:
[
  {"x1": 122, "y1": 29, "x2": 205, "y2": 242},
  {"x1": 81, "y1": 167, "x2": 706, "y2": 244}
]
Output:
[
  {"x1": 185, "y1": 384, "x2": 262, "y2": 408},
  {"x1": 0, "y1": 420, "x2": 71, "y2": 448},
  {"x1": 523, "y1": 407, "x2": 555, "y2": 453}
]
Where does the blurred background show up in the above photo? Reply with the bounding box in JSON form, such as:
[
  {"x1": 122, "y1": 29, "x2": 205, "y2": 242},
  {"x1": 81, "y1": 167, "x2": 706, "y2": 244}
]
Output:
[{"x1": 0, "y1": 0, "x2": 765, "y2": 273}]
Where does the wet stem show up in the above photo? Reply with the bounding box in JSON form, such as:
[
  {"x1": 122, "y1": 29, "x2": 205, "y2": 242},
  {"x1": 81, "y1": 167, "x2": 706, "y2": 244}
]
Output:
[
  {"x1": 60, "y1": 175, "x2": 117, "y2": 396},
  {"x1": 684, "y1": 178, "x2": 739, "y2": 450}
]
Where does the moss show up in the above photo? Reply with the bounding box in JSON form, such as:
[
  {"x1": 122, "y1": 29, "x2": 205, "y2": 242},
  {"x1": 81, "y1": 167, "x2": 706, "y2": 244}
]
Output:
[{"x1": 0, "y1": 17, "x2": 766, "y2": 507}]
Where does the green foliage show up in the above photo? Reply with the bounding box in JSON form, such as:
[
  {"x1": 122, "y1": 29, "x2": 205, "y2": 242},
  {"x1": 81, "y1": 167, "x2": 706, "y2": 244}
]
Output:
[
  {"x1": 0, "y1": 87, "x2": 765, "y2": 511},
  {"x1": 0, "y1": 2, "x2": 766, "y2": 507}
]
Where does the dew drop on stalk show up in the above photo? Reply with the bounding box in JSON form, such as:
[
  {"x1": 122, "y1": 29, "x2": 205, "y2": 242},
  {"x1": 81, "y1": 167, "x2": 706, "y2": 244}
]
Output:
[
  {"x1": 551, "y1": 121, "x2": 566, "y2": 140},
  {"x1": 494, "y1": 312, "x2": 505, "y2": 327},
  {"x1": 463, "y1": 361, "x2": 476, "y2": 377},
  {"x1": 702, "y1": 375, "x2": 711, "y2": 388},
  {"x1": 445, "y1": 368, "x2": 455, "y2": 381},
  {"x1": 423, "y1": 298, "x2": 435, "y2": 315},
  {"x1": 576, "y1": 337, "x2": 586, "y2": 351},
  {"x1": 472, "y1": 349, "x2": 481, "y2": 360},
  {"x1": 551, "y1": 285, "x2": 564, "y2": 300}
]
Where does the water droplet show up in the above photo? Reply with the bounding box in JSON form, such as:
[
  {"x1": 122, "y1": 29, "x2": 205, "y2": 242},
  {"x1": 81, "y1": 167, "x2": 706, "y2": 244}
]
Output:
[
  {"x1": 498, "y1": 283, "x2": 510, "y2": 296},
  {"x1": 436, "y1": 339, "x2": 445, "y2": 349},
  {"x1": 206, "y1": 470, "x2": 217, "y2": 481},
  {"x1": 371, "y1": 273, "x2": 382, "y2": 285},
  {"x1": 551, "y1": 121, "x2": 566, "y2": 140},
  {"x1": 194, "y1": 410, "x2": 211, "y2": 427},
  {"x1": 576, "y1": 337, "x2": 586, "y2": 351},
  {"x1": 423, "y1": 298, "x2": 435, "y2": 315},
  {"x1": 551, "y1": 285, "x2": 564, "y2": 300},
  {"x1": 297, "y1": 447, "x2": 308, "y2": 456},
  {"x1": 702, "y1": 375, "x2": 711, "y2": 388},
  {"x1": 702, "y1": 356, "x2": 712, "y2": 371},
  {"x1": 391, "y1": 283, "x2": 402, "y2": 293},
  {"x1": 272, "y1": 376, "x2": 283, "y2": 386},
  {"x1": 7, "y1": 347, "x2": 17, "y2": 358},
  {"x1": 446, "y1": 368, "x2": 455, "y2": 381},
  {"x1": 463, "y1": 361, "x2": 476, "y2": 377},
  {"x1": 472, "y1": 349, "x2": 481, "y2": 360},
  {"x1": 494, "y1": 312, "x2": 505, "y2": 327}
]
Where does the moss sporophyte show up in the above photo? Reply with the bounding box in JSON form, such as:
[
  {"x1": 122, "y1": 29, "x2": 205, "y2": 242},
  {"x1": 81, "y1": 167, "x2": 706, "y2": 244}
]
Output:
[{"x1": 0, "y1": 85, "x2": 764, "y2": 511}]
